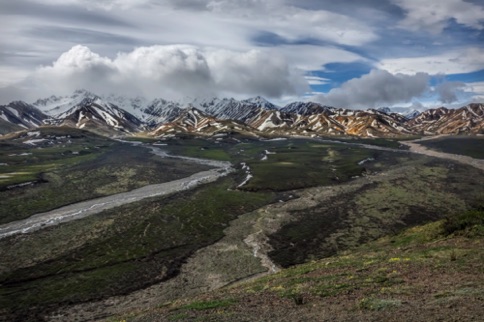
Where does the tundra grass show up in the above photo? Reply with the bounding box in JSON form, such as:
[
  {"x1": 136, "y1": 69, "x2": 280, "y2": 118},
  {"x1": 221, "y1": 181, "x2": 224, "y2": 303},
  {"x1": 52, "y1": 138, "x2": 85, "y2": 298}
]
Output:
[
  {"x1": 0, "y1": 177, "x2": 275, "y2": 316},
  {"x1": 158, "y1": 137, "x2": 381, "y2": 191},
  {"x1": 135, "y1": 210, "x2": 483, "y2": 322},
  {"x1": 417, "y1": 136, "x2": 484, "y2": 159},
  {"x1": 268, "y1": 158, "x2": 484, "y2": 267},
  {"x1": 0, "y1": 143, "x2": 210, "y2": 224},
  {"x1": 258, "y1": 210, "x2": 484, "y2": 300},
  {"x1": 241, "y1": 141, "x2": 375, "y2": 191}
]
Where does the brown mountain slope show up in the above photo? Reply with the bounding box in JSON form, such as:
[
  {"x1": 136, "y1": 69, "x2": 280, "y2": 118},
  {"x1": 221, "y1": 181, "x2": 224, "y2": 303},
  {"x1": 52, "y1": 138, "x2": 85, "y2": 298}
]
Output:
[{"x1": 408, "y1": 103, "x2": 484, "y2": 135}]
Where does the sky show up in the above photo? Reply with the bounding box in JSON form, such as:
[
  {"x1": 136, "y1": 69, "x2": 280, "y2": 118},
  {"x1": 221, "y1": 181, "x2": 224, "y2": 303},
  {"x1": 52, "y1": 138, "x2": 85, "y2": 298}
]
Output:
[{"x1": 0, "y1": 0, "x2": 483, "y2": 109}]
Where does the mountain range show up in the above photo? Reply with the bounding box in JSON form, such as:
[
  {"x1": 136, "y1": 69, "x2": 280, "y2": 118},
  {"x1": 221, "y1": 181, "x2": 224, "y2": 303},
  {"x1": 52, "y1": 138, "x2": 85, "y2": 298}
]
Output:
[{"x1": 1, "y1": 89, "x2": 483, "y2": 137}]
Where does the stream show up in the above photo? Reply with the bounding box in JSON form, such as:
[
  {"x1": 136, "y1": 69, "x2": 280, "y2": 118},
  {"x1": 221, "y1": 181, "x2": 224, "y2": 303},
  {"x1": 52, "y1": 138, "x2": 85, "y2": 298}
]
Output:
[{"x1": 0, "y1": 146, "x2": 234, "y2": 239}]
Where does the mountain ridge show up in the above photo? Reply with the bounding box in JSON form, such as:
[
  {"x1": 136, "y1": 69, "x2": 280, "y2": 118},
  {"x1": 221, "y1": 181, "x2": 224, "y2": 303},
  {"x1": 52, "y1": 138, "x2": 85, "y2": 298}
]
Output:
[{"x1": 1, "y1": 90, "x2": 483, "y2": 137}]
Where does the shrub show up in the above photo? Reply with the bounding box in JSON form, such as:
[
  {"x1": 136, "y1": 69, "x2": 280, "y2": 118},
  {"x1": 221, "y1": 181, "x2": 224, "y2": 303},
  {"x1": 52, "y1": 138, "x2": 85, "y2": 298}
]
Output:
[{"x1": 443, "y1": 209, "x2": 484, "y2": 236}]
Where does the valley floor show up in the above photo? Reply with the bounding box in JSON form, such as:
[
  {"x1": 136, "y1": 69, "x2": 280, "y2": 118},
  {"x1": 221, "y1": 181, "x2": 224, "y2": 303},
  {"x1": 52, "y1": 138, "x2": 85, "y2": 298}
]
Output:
[
  {"x1": 45, "y1": 153, "x2": 483, "y2": 321},
  {"x1": 0, "y1": 134, "x2": 482, "y2": 322},
  {"x1": 0, "y1": 147, "x2": 233, "y2": 239},
  {"x1": 400, "y1": 136, "x2": 484, "y2": 171}
]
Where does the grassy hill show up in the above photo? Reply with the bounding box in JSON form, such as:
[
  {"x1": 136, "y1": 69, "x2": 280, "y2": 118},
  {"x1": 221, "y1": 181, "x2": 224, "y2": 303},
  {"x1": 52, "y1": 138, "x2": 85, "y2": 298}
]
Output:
[{"x1": 120, "y1": 209, "x2": 484, "y2": 322}]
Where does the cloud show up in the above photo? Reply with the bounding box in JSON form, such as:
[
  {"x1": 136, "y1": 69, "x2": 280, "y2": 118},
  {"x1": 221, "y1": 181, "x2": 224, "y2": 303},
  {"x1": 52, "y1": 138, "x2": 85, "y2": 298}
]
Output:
[
  {"x1": 393, "y1": 0, "x2": 484, "y2": 33},
  {"x1": 435, "y1": 81, "x2": 466, "y2": 103},
  {"x1": 28, "y1": 0, "x2": 378, "y2": 46},
  {"x1": 0, "y1": 1, "x2": 132, "y2": 27},
  {"x1": 204, "y1": 48, "x2": 308, "y2": 97},
  {"x1": 465, "y1": 81, "x2": 484, "y2": 95},
  {"x1": 312, "y1": 69, "x2": 430, "y2": 108},
  {"x1": 28, "y1": 0, "x2": 152, "y2": 10},
  {"x1": 1, "y1": 44, "x2": 308, "y2": 102},
  {"x1": 378, "y1": 47, "x2": 484, "y2": 75},
  {"x1": 26, "y1": 26, "x2": 140, "y2": 46},
  {"x1": 305, "y1": 76, "x2": 330, "y2": 86}
]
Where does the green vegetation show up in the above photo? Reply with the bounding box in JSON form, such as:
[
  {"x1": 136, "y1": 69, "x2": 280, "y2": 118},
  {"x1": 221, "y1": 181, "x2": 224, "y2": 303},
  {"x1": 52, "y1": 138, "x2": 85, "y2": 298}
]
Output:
[
  {"x1": 0, "y1": 127, "x2": 112, "y2": 187},
  {"x1": 0, "y1": 128, "x2": 211, "y2": 224},
  {"x1": 132, "y1": 210, "x2": 483, "y2": 321},
  {"x1": 443, "y1": 209, "x2": 484, "y2": 236},
  {"x1": 242, "y1": 142, "x2": 374, "y2": 191},
  {"x1": 1, "y1": 132, "x2": 483, "y2": 321},
  {"x1": 179, "y1": 299, "x2": 236, "y2": 311},
  {"x1": 156, "y1": 136, "x2": 379, "y2": 191},
  {"x1": 418, "y1": 136, "x2": 484, "y2": 159},
  {"x1": 256, "y1": 211, "x2": 484, "y2": 301},
  {"x1": 268, "y1": 158, "x2": 482, "y2": 267},
  {"x1": 155, "y1": 135, "x2": 233, "y2": 161},
  {"x1": 0, "y1": 177, "x2": 275, "y2": 315}
]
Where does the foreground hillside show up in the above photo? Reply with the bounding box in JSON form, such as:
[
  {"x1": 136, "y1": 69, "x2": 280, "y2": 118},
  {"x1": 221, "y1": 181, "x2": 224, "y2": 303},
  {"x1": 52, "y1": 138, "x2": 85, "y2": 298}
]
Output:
[{"x1": 123, "y1": 210, "x2": 484, "y2": 322}]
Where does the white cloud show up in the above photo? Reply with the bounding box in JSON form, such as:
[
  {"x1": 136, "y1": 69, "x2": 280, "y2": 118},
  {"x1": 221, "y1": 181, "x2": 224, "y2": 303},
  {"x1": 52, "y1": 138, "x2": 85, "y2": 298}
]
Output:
[
  {"x1": 0, "y1": 67, "x2": 30, "y2": 88},
  {"x1": 435, "y1": 81, "x2": 466, "y2": 103},
  {"x1": 2, "y1": 44, "x2": 309, "y2": 102},
  {"x1": 204, "y1": 48, "x2": 308, "y2": 97},
  {"x1": 29, "y1": 0, "x2": 378, "y2": 47},
  {"x1": 29, "y1": 0, "x2": 151, "y2": 10},
  {"x1": 462, "y1": 81, "x2": 484, "y2": 103},
  {"x1": 275, "y1": 45, "x2": 365, "y2": 71},
  {"x1": 465, "y1": 81, "x2": 484, "y2": 94},
  {"x1": 312, "y1": 69, "x2": 430, "y2": 108},
  {"x1": 304, "y1": 76, "x2": 330, "y2": 86},
  {"x1": 378, "y1": 47, "x2": 484, "y2": 75},
  {"x1": 256, "y1": 4, "x2": 378, "y2": 46},
  {"x1": 393, "y1": 0, "x2": 484, "y2": 33}
]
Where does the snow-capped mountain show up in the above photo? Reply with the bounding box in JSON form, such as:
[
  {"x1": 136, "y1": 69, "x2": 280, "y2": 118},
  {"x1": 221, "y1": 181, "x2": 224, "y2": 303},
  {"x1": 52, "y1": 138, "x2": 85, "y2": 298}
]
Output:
[
  {"x1": 404, "y1": 110, "x2": 421, "y2": 119},
  {"x1": 241, "y1": 96, "x2": 279, "y2": 110},
  {"x1": 151, "y1": 107, "x2": 255, "y2": 137},
  {"x1": 192, "y1": 97, "x2": 278, "y2": 124},
  {"x1": 0, "y1": 101, "x2": 48, "y2": 134},
  {"x1": 103, "y1": 94, "x2": 149, "y2": 120},
  {"x1": 377, "y1": 106, "x2": 423, "y2": 119},
  {"x1": 143, "y1": 99, "x2": 184, "y2": 126},
  {"x1": 33, "y1": 90, "x2": 185, "y2": 127},
  {"x1": 281, "y1": 101, "x2": 334, "y2": 116},
  {"x1": 33, "y1": 89, "x2": 100, "y2": 116},
  {"x1": 1, "y1": 90, "x2": 482, "y2": 138},
  {"x1": 45, "y1": 96, "x2": 144, "y2": 136}
]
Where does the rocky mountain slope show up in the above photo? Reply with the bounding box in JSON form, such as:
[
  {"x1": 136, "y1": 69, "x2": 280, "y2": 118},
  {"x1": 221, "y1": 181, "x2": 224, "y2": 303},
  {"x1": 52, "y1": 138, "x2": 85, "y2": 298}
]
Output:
[
  {"x1": 1, "y1": 90, "x2": 482, "y2": 137},
  {"x1": 151, "y1": 107, "x2": 256, "y2": 137},
  {"x1": 0, "y1": 101, "x2": 48, "y2": 134},
  {"x1": 44, "y1": 97, "x2": 144, "y2": 136},
  {"x1": 408, "y1": 103, "x2": 484, "y2": 134}
]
